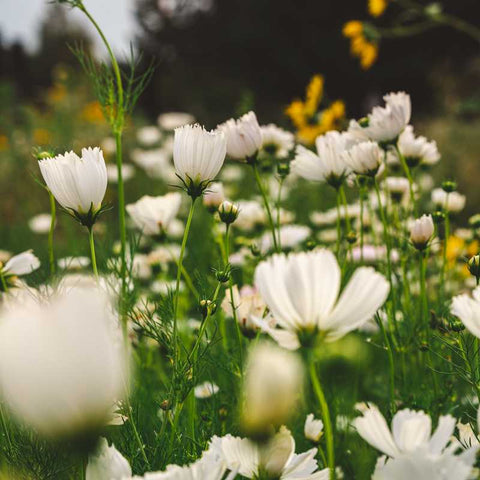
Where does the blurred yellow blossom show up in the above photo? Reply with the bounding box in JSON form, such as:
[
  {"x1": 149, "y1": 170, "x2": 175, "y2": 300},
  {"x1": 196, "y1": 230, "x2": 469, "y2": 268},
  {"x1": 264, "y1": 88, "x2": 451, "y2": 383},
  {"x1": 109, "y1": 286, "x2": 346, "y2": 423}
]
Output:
[
  {"x1": 47, "y1": 83, "x2": 67, "y2": 104},
  {"x1": 81, "y1": 101, "x2": 106, "y2": 125},
  {"x1": 368, "y1": 0, "x2": 388, "y2": 17},
  {"x1": 33, "y1": 129, "x2": 51, "y2": 145},
  {"x1": 285, "y1": 75, "x2": 346, "y2": 145},
  {"x1": 446, "y1": 235, "x2": 479, "y2": 276},
  {"x1": 343, "y1": 20, "x2": 378, "y2": 70}
]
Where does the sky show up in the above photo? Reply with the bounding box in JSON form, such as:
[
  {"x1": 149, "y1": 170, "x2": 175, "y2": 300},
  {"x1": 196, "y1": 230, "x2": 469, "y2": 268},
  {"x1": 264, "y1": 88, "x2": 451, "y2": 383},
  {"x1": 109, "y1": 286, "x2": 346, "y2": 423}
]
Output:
[{"x1": 1, "y1": 0, "x2": 138, "y2": 56}]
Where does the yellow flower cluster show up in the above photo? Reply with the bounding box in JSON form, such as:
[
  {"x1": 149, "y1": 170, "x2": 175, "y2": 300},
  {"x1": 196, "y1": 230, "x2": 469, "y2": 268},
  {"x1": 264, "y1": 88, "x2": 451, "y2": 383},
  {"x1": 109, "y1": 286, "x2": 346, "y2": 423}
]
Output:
[
  {"x1": 285, "y1": 75, "x2": 346, "y2": 145},
  {"x1": 343, "y1": 21, "x2": 378, "y2": 70},
  {"x1": 368, "y1": 0, "x2": 388, "y2": 17},
  {"x1": 447, "y1": 235, "x2": 479, "y2": 277}
]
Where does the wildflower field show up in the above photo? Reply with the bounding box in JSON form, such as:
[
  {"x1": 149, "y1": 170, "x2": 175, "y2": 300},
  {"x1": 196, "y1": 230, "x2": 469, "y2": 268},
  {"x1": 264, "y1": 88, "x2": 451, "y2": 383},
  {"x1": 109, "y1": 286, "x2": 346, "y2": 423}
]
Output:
[{"x1": 1, "y1": 0, "x2": 480, "y2": 479}]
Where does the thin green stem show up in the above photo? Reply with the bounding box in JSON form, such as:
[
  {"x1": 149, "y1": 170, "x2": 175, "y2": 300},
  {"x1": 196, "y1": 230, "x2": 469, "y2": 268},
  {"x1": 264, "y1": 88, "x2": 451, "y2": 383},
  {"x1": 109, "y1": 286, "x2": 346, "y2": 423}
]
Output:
[
  {"x1": 359, "y1": 186, "x2": 365, "y2": 264},
  {"x1": 0, "y1": 272, "x2": 8, "y2": 293},
  {"x1": 376, "y1": 314, "x2": 395, "y2": 414},
  {"x1": 335, "y1": 189, "x2": 342, "y2": 257},
  {"x1": 419, "y1": 251, "x2": 428, "y2": 329},
  {"x1": 276, "y1": 178, "x2": 285, "y2": 249},
  {"x1": 252, "y1": 163, "x2": 278, "y2": 252},
  {"x1": 48, "y1": 191, "x2": 56, "y2": 276},
  {"x1": 0, "y1": 402, "x2": 12, "y2": 453},
  {"x1": 395, "y1": 144, "x2": 417, "y2": 216},
  {"x1": 441, "y1": 206, "x2": 450, "y2": 299},
  {"x1": 173, "y1": 198, "x2": 197, "y2": 370},
  {"x1": 309, "y1": 359, "x2": 335, "y2": 480},
  {"x1": 88, "y1": 227, "x2": 98, "y2": 278}
]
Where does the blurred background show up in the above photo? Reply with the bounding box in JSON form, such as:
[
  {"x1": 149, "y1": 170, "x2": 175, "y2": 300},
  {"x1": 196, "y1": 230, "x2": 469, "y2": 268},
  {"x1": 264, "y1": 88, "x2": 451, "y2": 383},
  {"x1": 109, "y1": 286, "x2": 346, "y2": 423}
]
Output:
[{"x1": 1, "y1": 0, "x2": 479, "y2": 252}]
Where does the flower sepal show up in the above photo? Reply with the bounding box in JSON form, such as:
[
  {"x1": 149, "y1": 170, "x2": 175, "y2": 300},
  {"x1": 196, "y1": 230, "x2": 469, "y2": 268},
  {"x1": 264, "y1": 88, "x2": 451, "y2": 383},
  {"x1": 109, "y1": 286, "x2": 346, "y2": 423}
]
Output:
[{"x1": 68, "y1": 203, "x2": 111, "y2": 229}]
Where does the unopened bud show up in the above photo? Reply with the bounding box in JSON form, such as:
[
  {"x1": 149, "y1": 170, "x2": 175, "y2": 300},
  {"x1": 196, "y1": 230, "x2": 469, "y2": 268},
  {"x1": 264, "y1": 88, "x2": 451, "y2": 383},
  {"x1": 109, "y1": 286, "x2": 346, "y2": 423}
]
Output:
[
  {"x1": 468, "y1": 255, "x2": 480, "y2": 281},
  {"x1": 346, "y1": 231, "x2": 357, "y2": 245},
  {"x1": 441, "y1": 180, "x2": 457, "y2": 193},
  {"x1": 409, "y1": 214, "x2": 434, "y2": 250},
  {"x1": 218, "y1": 201, "x2": 239, "y2": 225}
]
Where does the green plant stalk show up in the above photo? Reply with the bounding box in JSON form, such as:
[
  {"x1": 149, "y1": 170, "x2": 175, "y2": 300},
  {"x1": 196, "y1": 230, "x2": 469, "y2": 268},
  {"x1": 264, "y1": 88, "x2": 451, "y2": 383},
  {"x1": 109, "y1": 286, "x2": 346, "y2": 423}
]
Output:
[
  {"x1": 335, "y1": 189, "x2": 342, "y2": 258},
  {"x1": 419, "y1": 251, "x2": 428, "y2": 329},
  {"x1": 359, "y1": 186, "x2": 365, "y2": 264},
  {"x1": 0, "y1": 402, "x2": 12, "y2": 453},
  {"x1": 225, "y1": 224, "x2": 244, "y2": 373},
  {"x1": 376, "y1": 314, "x2": 395, "y2": 414},
  {"x1": 441, "y1": 206, "x2": 450, "y2": 299},
  {"x1": 276, "y1": 178, "x2": 285, "y2": 249},
  {"x1": 309, "y1": 359, "x2": 335, "y2": 480},
  {"x1": 167, "y1": 246, "x2": 199, "y2": 299},
  {"x1": 48, "y1": 191, "x2": 56, "y2": 276},
  {"x1": 88, "y1": 227, "x2": 98, "y2": 278},
  {"x1": 0, "y1": 272, "x2": 8, "y2": 293},
  {"x1": 374, "y1": 179, "x2": 400, "y2": 339},
  {"x1": 339, "y1": 185, "x2": 351, "y2": 233},
  {"x1": 395, "y1": 144, "x2": 417, "y2": 216},
  {"x1": 173, "y1": 198, "x2": 197, "y2": 370},
  {"x1": 252, "y1": 163, "x2": 278, "y2": 252}
]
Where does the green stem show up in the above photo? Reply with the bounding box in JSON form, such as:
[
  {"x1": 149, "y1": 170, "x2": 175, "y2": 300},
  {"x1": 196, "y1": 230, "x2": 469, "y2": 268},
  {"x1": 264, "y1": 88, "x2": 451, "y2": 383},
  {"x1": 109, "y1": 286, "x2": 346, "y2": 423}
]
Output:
[
  {"x1": 335, "y1": 189, "x2": 342, "y2": 257},
  {"x1": 276, "y1": 178, "x2": 285, "y2": 250},
  {"x1": 441, "y1": 206, "x2": 450, "y2": 299},
  {"x1": 0, "y1": 402, "x2": 12, "y2": 453},
  {"x1": 419, "y1": 251, "x2": 428, "y2": 329},
  {"x1": 173, "y1": 198, "x2": 197, "y2": 370},
  {"x1": 395, "y1": 144, "x2": 417, "y2": 216},
  {"x1": 309, "y1": 359, "x2": 335, "y2": 480},
  {"x1": 376, "y1": 314, "x2": 395, "y2": 414},
  {"x1": 359, "y1": 186, "x2": 365, "y2": 264},
  {"x1": 0, "y1": 272, "x2": 8, "y2": 293},
  {"x1": 88, "y1": 227, "x2": 98, "y2": 278},
  {"x1": 48, "y1": 191, "x2": 56, "y2": 276},
  {"x1": 252, "y1": 163, "x2": 278, "y2": 252}
]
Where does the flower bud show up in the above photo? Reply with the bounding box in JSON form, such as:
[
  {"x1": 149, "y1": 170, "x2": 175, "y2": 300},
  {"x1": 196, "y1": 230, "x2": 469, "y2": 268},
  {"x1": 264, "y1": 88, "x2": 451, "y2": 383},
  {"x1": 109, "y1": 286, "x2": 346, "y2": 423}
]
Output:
[
  {"x1": 218, "y1": 201, "x2": 239, "y2": 225},
  {"x1": 409, "y1": 214, "x2": 434, "y2": 250},
  {"x1": 346, "y1": 231, "x2": 357, "y2": 245},
  {"x1": 468, "y1": 255, "x2": 480, "y2": 282},
  {"x1": 469, "y1": 214, "x2": 480, "y2": 230},
  {"x1": 304, "y1": 413, "x2": 324, "y2": 443},
  {"x1": 441, "y1": 180, "x2": 457, "y2": 193},
  {"x1": 277, "y1": 162, "x2": 290, "y2": 178}
]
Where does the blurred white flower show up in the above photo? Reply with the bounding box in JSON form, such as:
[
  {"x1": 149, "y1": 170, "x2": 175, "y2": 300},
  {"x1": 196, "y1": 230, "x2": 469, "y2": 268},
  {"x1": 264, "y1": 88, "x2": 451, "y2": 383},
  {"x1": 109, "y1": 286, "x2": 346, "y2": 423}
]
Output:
[
  {"x1": 148, "y1": 245, "x2": 181, "y2": 266},
  {"x1": 254, "y1": 250, "x2": 389, "y2": 349},
  {"x1": 432, "y1": 188, "x2": 466, "y2": 213},
  {"x1": 451, "y1": 285, "x2": 480, "y2": 338},
  {"x1": 28, "y1": 213, "x2": 53, "y2": 234},
  {"x1": 203, "y1": 182, "x2": 225, "y2": 210},
  {"x1": 131, "y1": 148, "x2": 176, "y2": 181},
  {"x1": 127, "y1": 192, "x2": 182, "y2": 236},
  {"x1": 304, "y1": 413, "x2": 324, "y2": 442},
  {"x1": 0, "y1": 283, "x2": 128, "y2": 437},
  {"x1": 106, "y1": 163, "x2": 135, "y2": 183},
  {"x1": 158, "y1": 112, "x2": 195, "y2": 130},
  {"x1": 86, "y1": 438, "x2": 131, "y2": 480},
  {"x1": 260, "y1": 123, "x2": 295, "y2": 158},
  {"x1": 220, "y1": 164, "x2": 244, "y2": 182},
  {"x1": 132, "y1": 253, "x2": 152, "y2": 280},
  {"x1": 174, "y1": 124, "x2": 226, "y2": 191},
  {"x1": 384, "y1": 177, "x2": 410, "y2": 203},
  {"x1": 409, "y1": 214, "x2": 434, "y2": 250},
  {"x1": 218, "y1": 111, "x2": 263, "y2": 160},
  {"x1": 38, "y1": 147, "x2": 107, "y2": 219},
  {"x1": 292, "y1": 131, "x2": 355, "y2": 187},
  {"x1": 457, "y1": 421, "x2": 480, "y2": 450},
  {"x1": 363, "y1": 92, "x2": 411, "y2": 143},
  {"x1": 210, "y1": 426, "x2": 329, "y2": 479},
  {"x1": 221, "y1": 285, "x2": 266, "y2": 336},
  {"x1": 241, "y1": 342, "x2": 303, "y2": 433},
  {"x1": 100, "y1": 137, "x2": 116, "y2": 156},
  {"x1": 194, "y1": 381, "x2": 219, "y2": 399},
  {"x1": 398, "y1": 125, "x2": 440, "y2": 167},
  {"x1": 260, "y1": 224, "x2": 310, "y2": 252},
  {"x1": 57, "y1": 256, "x2": 91, "y2": 270},
  {"x1": 234, "y1": 200, "x2": 266, "y2": 230},
  {"x1": 1, "y1": 250, "x2": 40, "y2": 277},
  {"x1": 344, "y1": 141, "x2": 382, "y2": 176},
  {"x1": 136, "y1": 125, "x2": 162, "y2": 146}
]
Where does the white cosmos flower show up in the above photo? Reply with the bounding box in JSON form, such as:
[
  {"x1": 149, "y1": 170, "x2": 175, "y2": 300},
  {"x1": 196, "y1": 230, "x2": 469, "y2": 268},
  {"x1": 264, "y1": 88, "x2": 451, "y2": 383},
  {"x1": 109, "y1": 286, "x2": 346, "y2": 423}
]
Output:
[
  {"x1": 221, "y1": 285, "x2": 267, "y2": 336},
  {"x1": 457, "y1": 421, "x2": 480, "y2": 449},
  {"x1": 0, "y1": 283, "x2": 128, "y2": 437},
  {"x1": 131, "y1": 148, "x2": 176, "y2": 181},
  {"x1": 173, "y1": 124, "x2": 226, "y2": 190},
  {"x1": 28, "y1": 213, "x2": 53, "y2": 234},
  {"x1": 254, "y1": 250, "x2": 389, "y2": 349},
  {"x1": 432, "y1": 188, "x2": 466, "y2": 213},
  {"x1": 106, "y1": 163, "x2": 135, "y2": 183},
  {"x1": 451, "y1": 285, "x2": 480, "y2": 338},
  {"x1": 398, "y1": 125, "x2": 440, "y2": 167},
  {"x1": 304, "y1": 414, "x2": 324, "y2": 442},
  {"x1": 362, "y1": 92, "x2": 411, "y2": 143},
  {"x1": 57, "y1": 256, "x2": 91, "y2": 270},
  {"x1": 260, "y1": 224, "x2": 310, "y2": 253},
  {"x1": 291, "y1": 131, "x2": 355, "y2": 187},
  {"x1": 241, "y1": 342, "x2": 303, "y2": 433},
  {"x1": 218, "y1": 111, "x2": 263, "y2": 160},
  {"x1": 343, "y1": 141, "x2": 383, "y2": 176},
  {"x1": 384, "y1": 176, "x2": 410, "y2": 203},
  {"x1": 194, "y1": 381, "x2": 219, "y2": 399},
  {"x1": 409, "y1": 214, "x2": 434, "y2": 250},
  {"x1": 210, "y1": 426, "x2": 329, "y2": 480},
  {"x1": 86, "y1": 438, "x2": 132, "y2": 480},
  {"x1": 203, "y1": 182, "x2": 225, "y2": 210},
  {"x1": 126, "y1": 193, "x2": 182, "y2": 236},
  {"x1": 260, "y1": 123, "x2": 295, "y2": 158},
  {"x1": 2, "y1": 250, "x2": 40, "y2": 277},
  {"x1": 157, "y1": 112, "x2": 195, "y2": 131},
  {"x1": 136, "y1": 125, "x2": 162, "y2": 146},
  {"x1": 234, "y1": 200, "x2": 266, "y2": 230},
  {"x1": 38, "y1": 147, "x2": 108, "y2": 217}
]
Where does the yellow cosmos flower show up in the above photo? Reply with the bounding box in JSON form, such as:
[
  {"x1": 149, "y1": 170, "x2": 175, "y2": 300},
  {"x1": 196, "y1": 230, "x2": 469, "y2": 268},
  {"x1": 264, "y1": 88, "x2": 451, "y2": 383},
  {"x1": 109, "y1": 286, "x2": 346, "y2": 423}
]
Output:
[
  {"x1": 368, "y1": 0, "x2": 388, "y2": 17},
  {"x1": 343, "y1": 21, "x2": 363, "y2": 38},
  {"x1": 343, "y1": 20, "x2": 379, "y2": 70}
]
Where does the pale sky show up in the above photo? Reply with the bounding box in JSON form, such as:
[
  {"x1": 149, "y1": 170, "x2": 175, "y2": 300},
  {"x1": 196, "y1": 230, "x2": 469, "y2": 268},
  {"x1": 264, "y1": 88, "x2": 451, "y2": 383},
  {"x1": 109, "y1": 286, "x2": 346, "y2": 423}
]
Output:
[{"x1": 1, "y1": 0, "x2": 138, "y2": 57}]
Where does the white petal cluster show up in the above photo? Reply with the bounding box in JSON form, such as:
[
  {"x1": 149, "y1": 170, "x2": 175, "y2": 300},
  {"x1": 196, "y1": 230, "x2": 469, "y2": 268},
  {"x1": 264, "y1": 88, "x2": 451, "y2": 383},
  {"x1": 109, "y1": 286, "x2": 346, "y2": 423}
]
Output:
[
  {"x1": 254, "y1": 250, "x2": 389, "y2": 349},
  {"x1": 354, "y1": 405, "x2": 477, "y2": 480},
  {"x1": 158, "y1": 112, "x2": 195, "y2": 131},
  {"x1": 218, "y1": 111, "x2": 263, "y2": 160},
  {"x1": 173, "y1": 124, "x2": 226, "y2": 187},
  {"x1": 343, "y1": 140, "x2": 383, "y2": 176},
  {"x1": 398, "y1": 125, "x2": 440, "y2": 166},
  {"x1": 2, "y1": 250, "x2": 40, "y2": 277},
  {"x1": 260, "y1": 224, "x2": 310, "y2": 253},
  {"x1": 28, "y1": 213, "x2": 53, "y2": 234},
  {"x1": 234, "y1": 200, "x2": 266, "y2": 230},
  {"x1": 86, "y1": 438, "x2": 132, "y2": 480},
  {"x1": 241, "y1": 342, "x2": 303, "y2": 433},
  {"x1": 136, "y1": 125, "x2": 162, "y2": 146},
  {"x1": 127, "y1": 193, "x2": 182, "y2": 236},
  {"x1": 409, "y1": 214, "x2": 434, "y2": 249},
  {"x1": 210, "y1": 426, "x2": 329, "y2": 479},
  {"x1": 203, "y1": 182, "x2": 225, "y2": 209},
  {"x1": 292, "y1": 131, "x2": 355, "y2": 186},
  {"x1": 304, "y1": 413, "x2": 324, "y2": 442},
  {"x1": 0, "y1": 282, "x2": 128, "y2": 437},
  {"x1": 451, "y1": 285, "x2": 480, "y2": 338},
  {"x1": 38, "y1": 147, "x2": 108, "y2": 215},
  {"x1": 194, "y1": 381, "x2": 219, "y2": 399},
  {"x1": 432, "y1": 188, "x2": 466, "y2": 213},
  {"x1": 260, "y1": 123, "x2": 295, "y2": 158}
]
